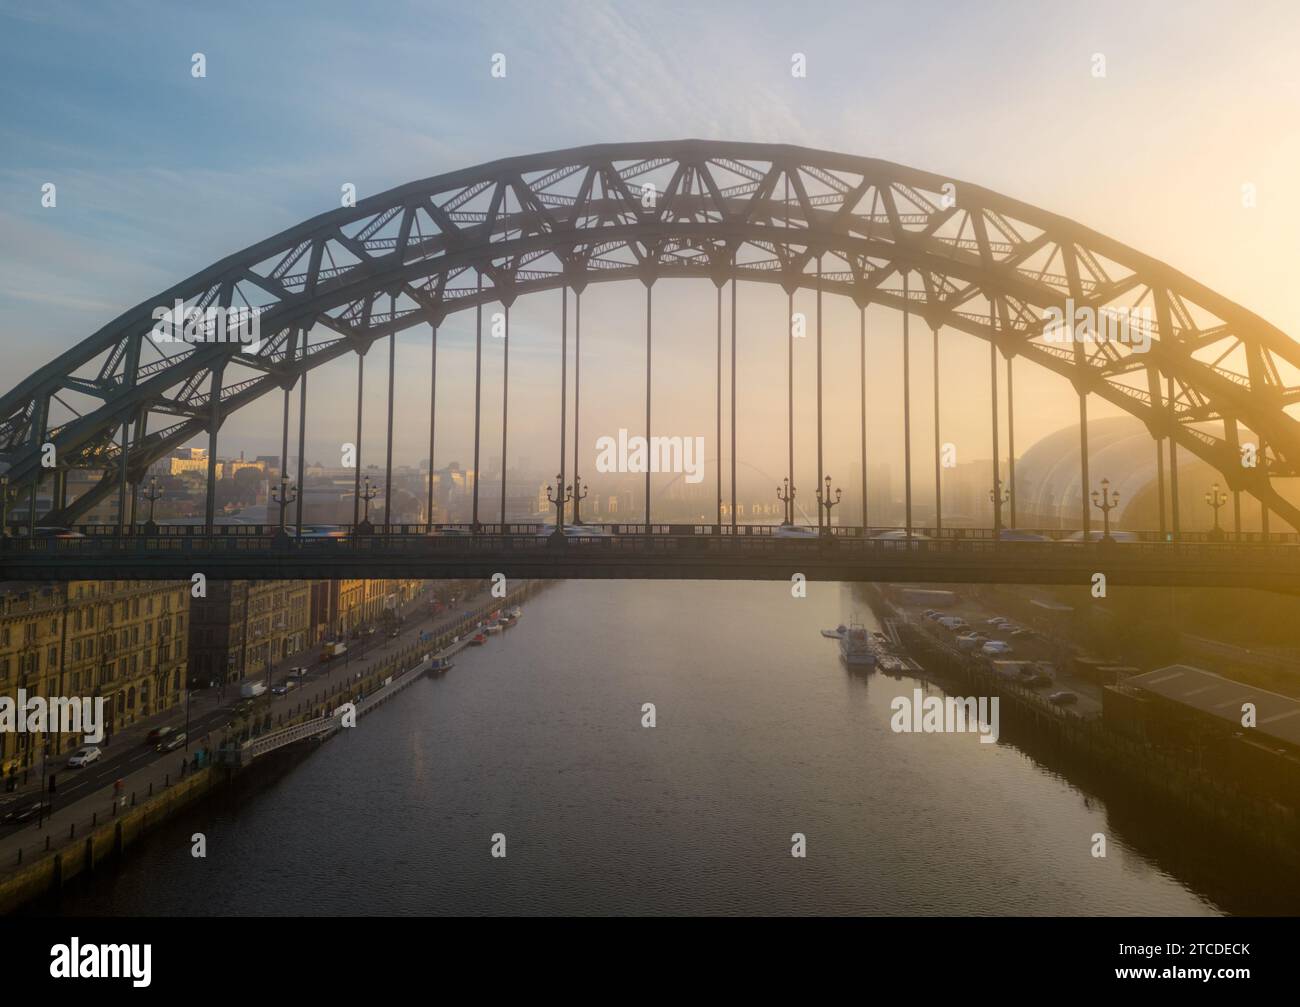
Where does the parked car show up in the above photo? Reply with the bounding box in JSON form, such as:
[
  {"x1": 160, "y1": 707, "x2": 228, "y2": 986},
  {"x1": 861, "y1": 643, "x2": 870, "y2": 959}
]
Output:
[
  {"x1": 981, "y1": 640, "x2": 1013, "y2": 656},
  {"x1": 956, "y1": 633, "x2": 988, "y2": 651},
  {"x1": 1048, "y1": 691, "x2": 1079, "y2": 705},
  {"x1": 67, "y1": 746, "x2": 102, "y2": 768}
]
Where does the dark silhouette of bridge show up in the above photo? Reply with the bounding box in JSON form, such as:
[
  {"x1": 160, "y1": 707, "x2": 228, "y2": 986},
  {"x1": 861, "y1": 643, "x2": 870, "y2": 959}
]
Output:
[
  {"x1": 2, "y1": 139, "x2": 1298, "y2": 586},
  {"x1": 2, "y1": 523, "x2": 1298, "y2": 590}
]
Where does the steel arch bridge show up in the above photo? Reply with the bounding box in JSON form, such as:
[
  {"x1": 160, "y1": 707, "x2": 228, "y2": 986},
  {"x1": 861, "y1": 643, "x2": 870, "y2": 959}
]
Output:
[{"x1": 3, "y1": 138, "x2": 1300, "y2": 540}]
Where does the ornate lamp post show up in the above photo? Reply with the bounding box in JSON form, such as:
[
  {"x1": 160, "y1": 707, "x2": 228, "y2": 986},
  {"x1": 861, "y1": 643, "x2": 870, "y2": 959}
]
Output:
[
  {"x1": 776, "y1": 477, "x2": 796, "y2": 527},
  {"x1": 356, "y1": 475, "x2": 378, "y2": 534},
  {"x1": 544, "y1": 474, "x2": 572, "y2": 544},
  {"x1": 571, "y1": 480, "x2": 588, "y2": 525},
  {"x1": 272, "y1": 476, "x2": 298, "y2": 538},
  {"x1": 1090, "y1": 478, "x2": 1119, "y2": 542},
  {"x1": 816, "y1": 475, "x2": 841, "y2": 535},
  {"x1": 1205, "y1": 482, "x2": 1228, "y2": 540},
  {"x1": 989, "y1": 478, "x2": 1009, "y2": 536},
  {"x1": 141, "y1": 476, "x2": 163, "y2": 534}
]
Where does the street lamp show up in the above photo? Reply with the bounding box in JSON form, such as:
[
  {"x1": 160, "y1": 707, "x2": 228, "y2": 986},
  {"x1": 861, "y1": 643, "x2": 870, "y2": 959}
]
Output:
[
  {"x1": 989, "y1": 478, "x2": 1010, "y2": 535},
  {"x1": 776, "y1": 477, "x2": 796, "y2": 527},
  {"x1": 571, "y1": 480, "x2": 588, "y2": 526},
  {"x1": 1205, "y1": 482, "x2": 1228, "y2": 540},
  {"x1": 1090, "y1": 478, "x2": 1120, "y2": 543},
  {"x1": 356, "y1": 475, "x2": 378, "y2": 534},
  {"x1": 271, "y1": 478, "x2": 297, "y2": 548},
  {"x1": 141, "y1": 476, "x2": 162, "y2": 534},
  {"x1": 544, "y1": 474, "x2": 572, "y2": 543},
  {"x1": 815, "y1": 476, "x2": 841, "y2": 535}
]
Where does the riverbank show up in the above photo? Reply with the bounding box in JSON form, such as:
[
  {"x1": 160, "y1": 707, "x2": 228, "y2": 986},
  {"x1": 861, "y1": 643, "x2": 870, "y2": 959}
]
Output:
[
  {"x1": 0, "y1": 580, "x2": 550, "y2": 915},
  {"x1": 865, "y1": 584, "x2": 1300, "y2": 876}
]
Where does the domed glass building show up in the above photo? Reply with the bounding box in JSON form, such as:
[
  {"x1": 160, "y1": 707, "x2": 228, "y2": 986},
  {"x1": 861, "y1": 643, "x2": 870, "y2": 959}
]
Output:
[{"x1": 1015, "y1": 417, "x2": 1285, "y2": 533}]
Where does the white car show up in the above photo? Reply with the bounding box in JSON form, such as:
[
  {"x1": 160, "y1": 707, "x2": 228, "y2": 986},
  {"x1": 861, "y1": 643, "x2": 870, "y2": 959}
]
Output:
[
  {"x1": 67, "y1": 746, "x2": 102, "y2": 768},
  {"x1": 981, "y1": 640, "x2": 1013, "y2": 656},
  {"x1": 772, "y1": 524, "x2": 820, "y2": 539}
]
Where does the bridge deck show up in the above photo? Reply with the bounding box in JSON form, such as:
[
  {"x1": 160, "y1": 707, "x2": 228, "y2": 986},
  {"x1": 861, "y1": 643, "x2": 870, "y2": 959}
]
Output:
[{"x1": 2, "y1": 525, "x2": 1298, "y2": 589}]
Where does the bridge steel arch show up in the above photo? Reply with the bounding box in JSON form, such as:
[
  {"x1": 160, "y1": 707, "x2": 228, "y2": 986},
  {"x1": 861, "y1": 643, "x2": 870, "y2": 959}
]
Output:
[{"x1": 3, "y1": 139, "x2": 1300, "y2": 529}]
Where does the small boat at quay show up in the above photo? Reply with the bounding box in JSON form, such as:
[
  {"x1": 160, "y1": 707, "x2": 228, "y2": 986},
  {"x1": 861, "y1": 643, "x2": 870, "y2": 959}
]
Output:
[
  {"x1": 839, "y1": 622, "x2": 877, "y2": 667},
  {"x1": 821, "y1": 624, "x2": 847, "y2": 639}
]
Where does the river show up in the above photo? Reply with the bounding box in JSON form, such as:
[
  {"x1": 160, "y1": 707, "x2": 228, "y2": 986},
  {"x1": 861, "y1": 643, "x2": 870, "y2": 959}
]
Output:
[{"x1": 43, "y1": 579, "x2": 1286, "y2": 916}]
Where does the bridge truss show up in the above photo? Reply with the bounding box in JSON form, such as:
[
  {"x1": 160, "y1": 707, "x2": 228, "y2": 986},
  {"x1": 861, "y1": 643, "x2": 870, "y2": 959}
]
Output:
[{"x1": 2, "y1": 139, "x2": 1299, "y2": 533}]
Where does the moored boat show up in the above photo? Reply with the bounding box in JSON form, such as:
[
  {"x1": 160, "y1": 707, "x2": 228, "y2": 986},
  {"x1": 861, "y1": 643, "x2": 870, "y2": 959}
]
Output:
[{"x1": 839, "y1": 622, "x2": 877, "y2": 667}]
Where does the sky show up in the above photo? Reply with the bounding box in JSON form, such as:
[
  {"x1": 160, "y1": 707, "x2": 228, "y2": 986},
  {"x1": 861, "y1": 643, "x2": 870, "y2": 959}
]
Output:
[{"x1": 2, "y1": 0, "x2": 1299, "y2": 503}]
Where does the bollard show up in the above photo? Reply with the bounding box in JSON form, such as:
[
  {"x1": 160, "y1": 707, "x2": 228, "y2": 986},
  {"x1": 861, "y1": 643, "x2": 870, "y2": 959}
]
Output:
[
  {"x1": 164, "y1": 774, "x2": 169, "y2": 787},
  {"x1": 131, "y1": 792, "x2": 136, "y2": 807},
  {"x1": 16, "y1": 848, "x2": 21, "y2": 864},
  {"x1": 45, "y1": 835, "x2": 50, "y2": 851}
]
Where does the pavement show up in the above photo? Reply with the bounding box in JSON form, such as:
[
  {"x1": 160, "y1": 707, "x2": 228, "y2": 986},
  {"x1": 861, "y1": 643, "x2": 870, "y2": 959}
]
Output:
[{"x1": 0, "y1": 582, "x2": 501, "y2": 865}]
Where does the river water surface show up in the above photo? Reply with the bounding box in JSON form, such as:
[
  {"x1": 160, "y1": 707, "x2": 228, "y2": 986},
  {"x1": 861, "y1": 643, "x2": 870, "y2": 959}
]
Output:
[{"x1": 49, "y1": 580, "x2": 1282, "y2": 915}]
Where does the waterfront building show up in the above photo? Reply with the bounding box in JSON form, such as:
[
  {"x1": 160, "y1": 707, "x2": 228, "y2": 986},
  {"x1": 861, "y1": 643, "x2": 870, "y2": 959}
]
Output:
[
  {"x1": 187, "y1": 581, "x2": 310, "y2": 687},
  {"x1": 0, "y1": 580, "x2": 189, "y2": 773}
]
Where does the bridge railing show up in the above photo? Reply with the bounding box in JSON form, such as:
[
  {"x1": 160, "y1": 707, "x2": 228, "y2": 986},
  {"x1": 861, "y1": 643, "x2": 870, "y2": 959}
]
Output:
[{"x1": 2, "y1": 523, "x2": 1299, "y2": 560}]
